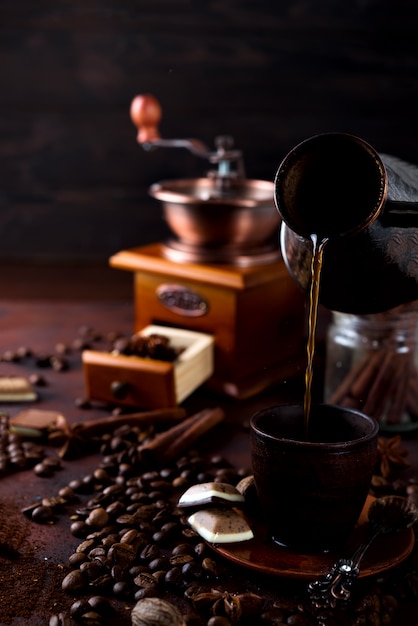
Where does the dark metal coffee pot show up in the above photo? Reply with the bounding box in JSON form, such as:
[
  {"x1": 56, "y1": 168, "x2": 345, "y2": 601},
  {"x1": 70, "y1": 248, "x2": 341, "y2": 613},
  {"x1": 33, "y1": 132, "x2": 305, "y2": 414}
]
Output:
[{"x1": 274, "y1": 132, "x2": 418, "y2": 314}]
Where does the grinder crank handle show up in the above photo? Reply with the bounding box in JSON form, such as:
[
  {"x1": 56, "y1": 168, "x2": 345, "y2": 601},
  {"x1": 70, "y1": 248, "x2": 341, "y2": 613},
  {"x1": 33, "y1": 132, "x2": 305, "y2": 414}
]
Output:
[
  {"x1": 130, "y1": 94, "x2": 162, "y2": 144},
  {"x1": 130, "y1": 93, "x2": 209, "y2": 156}
]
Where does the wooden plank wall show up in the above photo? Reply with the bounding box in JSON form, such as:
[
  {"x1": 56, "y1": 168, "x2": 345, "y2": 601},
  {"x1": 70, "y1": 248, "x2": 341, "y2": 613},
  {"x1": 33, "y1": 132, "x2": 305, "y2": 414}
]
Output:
[{"x1": 1, "y1": 0, "x2": 418, "y2": 264}]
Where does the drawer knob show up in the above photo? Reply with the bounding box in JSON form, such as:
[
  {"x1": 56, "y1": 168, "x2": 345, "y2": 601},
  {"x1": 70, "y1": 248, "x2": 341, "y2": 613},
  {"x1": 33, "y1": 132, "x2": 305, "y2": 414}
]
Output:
[{"x1": 110, "y1": 380, "x2": 130, "y2": 399}]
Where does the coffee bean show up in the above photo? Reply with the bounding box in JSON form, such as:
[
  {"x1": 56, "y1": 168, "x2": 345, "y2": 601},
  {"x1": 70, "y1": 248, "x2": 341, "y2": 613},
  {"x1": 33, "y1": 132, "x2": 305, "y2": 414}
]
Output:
[
  {"x1": 133, "y1": 586, "x2": 158, "y2": 601},
  {"x1": 133, "y1": 572, "x2": 157, "y2": 590},
  {"x1": 68, "y1": 479, "x2": 90, "y2": 494},
  {"x1": 80, "y1": 561, "x2": 105, "y2": 581},
  {"x1": 58, "y1": 486, "x2": 78, "y2": 502},
  {"x1": 71, "y1": 520, "x2": 89, "y2": 538},
  {"x1": 105, "y1": 500, "x2": 125, "y2": 517},
  {"x1": 202, "y1": 558, "x2": 218, "y2": 576},
  {"x1": 86, "y1": 507, "x2": 109, "y2": 529},
  {"x1": 62, "y1": 570, "x2": 88, "y2": 594},
  {"x1": 148, "y1": 557, "x2": 169, "y2": 571},
  {"x1": 182, "y1": 560, "x2": 204, "y2": 581},
  {"x1": 171, "y1": 542, "x2": 195, "y2": 557},
  {"x1": 74, "y1": 397, "x2": 92, "y2": 409},
  {"x1": 287, "y1": 615, "x2": 312, "y2": 625},
  {"x1": 169, "y1": 554, "x2": 194, "y2": 566},
  {"x1": 50, "y1": 355, "x2": 69, "y2": 371},
  {"x1": 89, "y1": 574, "x2": 113, "y2": 594},
  {"x1": 49, "y1": 614, "x2": 71, "y2": 626},
  {"x1": 35, "y1": 354, "x2": 53, "y2": 368},
  {"x1": 207, "y1": 618, "x2": 232, "y2": 626},
  {"x1": 140, "y1": 543, "x2": 159, "y2": 562},
  {"x1": 260, "y1": 608, "x2": 286, "y2": 624},
  {"x1": 34, "y1": 462, "x2": 54, "y2": 478},
  {"x1": 68, "y1": 552, "x2": 88, "y2": 568},
  {"x1": 76, "y1": 539, "x2": 95, "y2": 554},
  {"x1": 78, "y1": 611, "x2": 103, "y2": 626},
  {"x1": 89, "y1": 547, "x2": 106, "y2": 559},
  {"x1": 112, "y1": 581, "x2": 132, "y2": 599},
  {"x1": 31, "y1": 505, "x2": 55, "y2": 524},
  {"x1": 164, "y1": 567, "x2": 183, "y2": 588},
  {"x1": 107, "y1": 542, "x2": 136, "y2": 568},
  {"x1": 194, "y1": 542, "x2": 207, "y2": 557},
  {"x1": 29, "y1": 373, "x2": 47, "y2": 386},
  {"x1": 70, "y1": 599, "x2": 90, "y2": 619},
  {"x1": 72, "y1": 338, "x2": 91, "y2": 351},
  {"x1": 93, "y1": 468, "x2": 111, "y2": 483},
  {"x1": 43, "y1": 456, "x2": 62, "y2": 470},
  {"x1": 2, "y1": 350, "x2": 20, "y2": 362},
  {"x1": 87, "y1": 596, "x2": 111, "y2": 614}
]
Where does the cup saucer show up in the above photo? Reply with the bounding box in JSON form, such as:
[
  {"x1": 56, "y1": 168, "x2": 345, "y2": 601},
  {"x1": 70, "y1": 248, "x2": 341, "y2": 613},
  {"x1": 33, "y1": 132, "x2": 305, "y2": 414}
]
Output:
[{"x1": 209, "y1": 496, "x2": 415, "y2": 579}]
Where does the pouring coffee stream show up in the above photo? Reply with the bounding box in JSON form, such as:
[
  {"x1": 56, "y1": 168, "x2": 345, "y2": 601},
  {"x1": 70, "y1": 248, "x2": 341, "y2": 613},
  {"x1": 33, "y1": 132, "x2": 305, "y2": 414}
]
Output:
[{"x1": 303, "y1": 235, "x2": 326, "y2": 436}]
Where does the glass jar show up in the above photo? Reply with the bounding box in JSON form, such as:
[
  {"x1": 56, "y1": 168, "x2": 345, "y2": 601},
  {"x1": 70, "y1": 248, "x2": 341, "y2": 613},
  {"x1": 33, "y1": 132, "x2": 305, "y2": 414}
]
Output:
[{"x1": 324, "y1": 301, "x2": 418, "y2": 431}]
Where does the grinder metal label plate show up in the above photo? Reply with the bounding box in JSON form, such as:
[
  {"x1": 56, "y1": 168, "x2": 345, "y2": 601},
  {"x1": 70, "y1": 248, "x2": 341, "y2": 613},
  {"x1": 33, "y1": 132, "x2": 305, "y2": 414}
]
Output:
[{"x1": 156, "y1": 283, "x2": 209, "y2": 317}]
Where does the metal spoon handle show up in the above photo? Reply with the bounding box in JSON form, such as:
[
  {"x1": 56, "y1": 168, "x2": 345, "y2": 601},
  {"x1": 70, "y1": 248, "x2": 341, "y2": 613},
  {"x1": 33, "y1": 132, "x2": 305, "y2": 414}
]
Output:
[
  {"x1": 307, "y1": 523, "x2": 384, "y2": 620},
  {"x1": 349, "y1": 523, "x2": 383, "y2": 568}
]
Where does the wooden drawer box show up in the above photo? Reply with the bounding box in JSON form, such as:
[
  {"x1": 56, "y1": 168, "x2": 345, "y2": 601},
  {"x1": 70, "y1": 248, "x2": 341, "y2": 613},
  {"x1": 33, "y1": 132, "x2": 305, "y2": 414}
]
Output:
[{"x1": 82, "y1": 325, "x2": 214, "y2": 409}]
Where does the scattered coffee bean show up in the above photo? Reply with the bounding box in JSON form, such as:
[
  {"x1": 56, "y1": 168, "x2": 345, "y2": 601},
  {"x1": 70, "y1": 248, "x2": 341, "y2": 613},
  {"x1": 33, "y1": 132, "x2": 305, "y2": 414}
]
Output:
[
  {"x1": 207, "y1": 618, "x2": 232, "y2": 626},
  {"x1": 31, "y1": 505, "x2": 55, "y2": 524},
  {"x1": 55, "y1": 342, "x2": 70, "y2": 355},
  {"x1": 62, "y1": 569, "x2": 88, "y2": 594},
  {"x1": 74, "y1": 397, "x2": 92, "y2": 409},
  {"x1": 34, "y1": 462, "x2": 54, "y2": 478},
  {"x1": 50, "y1": 355, "x2": 69, "y2": 371},
  {"x1": 49, "y1": 613, "x2": 71, "y2": 626},
  {"x1": 28, "y1": 373, "x2": 47, "y2": 386},
  {"x1": 35, "y1": 354, "x2": 54, "y2": 368}
]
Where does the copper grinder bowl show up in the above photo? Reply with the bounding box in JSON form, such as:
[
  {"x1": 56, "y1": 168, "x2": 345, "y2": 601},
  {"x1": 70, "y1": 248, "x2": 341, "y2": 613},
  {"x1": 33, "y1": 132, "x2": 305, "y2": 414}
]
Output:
[{"x1": 149, "y1": 178, "x2": 280, "y2": 261}]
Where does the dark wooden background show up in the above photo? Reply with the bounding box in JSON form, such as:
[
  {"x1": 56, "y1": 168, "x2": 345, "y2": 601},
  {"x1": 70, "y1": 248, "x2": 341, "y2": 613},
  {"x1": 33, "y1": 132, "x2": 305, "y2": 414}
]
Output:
[{"x1": 2, "y1": 0, "x2": 418, "y2": 265}]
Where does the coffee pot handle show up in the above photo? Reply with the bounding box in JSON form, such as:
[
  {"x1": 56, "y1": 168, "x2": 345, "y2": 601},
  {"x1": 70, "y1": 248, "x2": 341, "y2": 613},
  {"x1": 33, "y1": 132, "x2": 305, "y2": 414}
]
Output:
[
  {"x1": 383, "y1": 200, "x2": 418, "y2": 227},
  {"x1": 381, "y1": 154, "x2": 418, "y2": 227}
]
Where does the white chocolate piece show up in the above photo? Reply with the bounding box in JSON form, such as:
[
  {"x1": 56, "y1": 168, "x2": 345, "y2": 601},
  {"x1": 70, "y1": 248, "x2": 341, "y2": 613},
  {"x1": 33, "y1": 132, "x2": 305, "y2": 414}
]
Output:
[
  {"x1": 0, "y1": 377, "x2": 37, "y2": 403},
  {"x1": 178, "y1": 482, "x2": 245, "y2": 507},
  {"x1": 187, "y1": 507, "x2": 254, "y2": 543}
]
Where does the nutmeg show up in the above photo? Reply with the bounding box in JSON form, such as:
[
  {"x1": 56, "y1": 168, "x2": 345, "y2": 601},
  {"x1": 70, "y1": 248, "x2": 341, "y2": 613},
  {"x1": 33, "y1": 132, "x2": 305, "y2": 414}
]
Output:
[{"x1": 131, "y1": 597, "x2": 186, "y2": 626}]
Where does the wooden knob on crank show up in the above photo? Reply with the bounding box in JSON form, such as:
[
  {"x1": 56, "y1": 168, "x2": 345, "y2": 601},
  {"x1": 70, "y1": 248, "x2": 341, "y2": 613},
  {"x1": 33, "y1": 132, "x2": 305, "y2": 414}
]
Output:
[{"x1": 130, "y1": 94, "x2": 162, "y2": 143}]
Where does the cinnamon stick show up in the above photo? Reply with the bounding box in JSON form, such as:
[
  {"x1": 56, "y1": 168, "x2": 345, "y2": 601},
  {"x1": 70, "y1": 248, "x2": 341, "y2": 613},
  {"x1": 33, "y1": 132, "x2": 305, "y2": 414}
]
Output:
[
  {"x1": 384, "y1": 353, "x2": 411, "y2": 425},
  {"x1": 407, "y1": 391, "x2": 418, "y2": 421},
  {"x1": 70, "y1": 407, "x2": 187, "y2": 438},
  {"x1": 406, "y1": 374, "x2": 418, "y2": 421},
  {"x1": 57, "y1": 407, "x2": 187, "y2": 459},
  {"x1": 362, "y1": 350, "x2": 396, "y2": 416},
  {"x1": 328, "y1": 347, "x2": 418, "y2": 425},
  {"x1": 328, "y1": 352, "x2": 370, "y2": 405},
  {"x1": 350, "y1": 350, "x2": 382, "y2": 400},
  {"x1": 138, "y1": 407, "x2": 225, "y2": 466}
]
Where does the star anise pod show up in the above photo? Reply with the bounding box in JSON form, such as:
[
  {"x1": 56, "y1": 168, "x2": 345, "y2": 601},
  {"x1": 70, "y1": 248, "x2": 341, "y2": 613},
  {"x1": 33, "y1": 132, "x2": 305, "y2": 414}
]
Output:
[
  {"x1": 222, "y1": 592, "x2": 264, "y2": 621},
  {"x1": 189, "y1": 589, "x2": 264, "y2": 622},
  {"x1": 188, "y1": 589, "x2": 224, "y2": 614},
  {"x1": 376, "y1": 435, "x2": 410, "y2": 479}
]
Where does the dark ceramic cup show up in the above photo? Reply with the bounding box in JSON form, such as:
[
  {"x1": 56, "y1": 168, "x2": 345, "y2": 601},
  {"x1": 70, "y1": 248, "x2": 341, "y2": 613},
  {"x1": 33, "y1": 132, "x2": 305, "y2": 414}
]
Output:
[{"x1": 250, "y1": 403, "x2": 379, "y2": 553}]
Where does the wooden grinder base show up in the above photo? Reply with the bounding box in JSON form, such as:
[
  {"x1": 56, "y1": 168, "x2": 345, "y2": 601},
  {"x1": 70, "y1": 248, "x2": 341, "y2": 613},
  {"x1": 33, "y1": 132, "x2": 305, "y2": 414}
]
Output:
[{"x1": 110, "y1": 243, "x2": 306, "y2": 399}]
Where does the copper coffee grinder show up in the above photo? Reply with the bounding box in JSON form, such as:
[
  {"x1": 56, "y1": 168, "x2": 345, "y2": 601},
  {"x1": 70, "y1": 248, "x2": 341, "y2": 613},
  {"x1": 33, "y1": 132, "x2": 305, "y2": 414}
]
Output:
[{"x1": 109, "y1": 95, "x2": 306, "y2": 399}]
